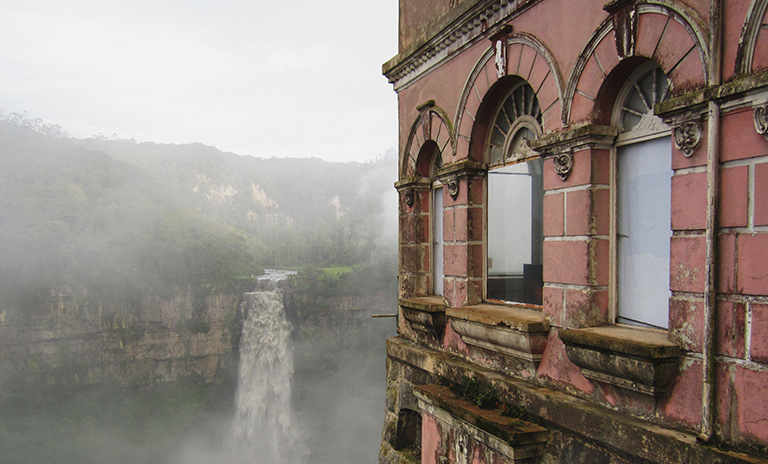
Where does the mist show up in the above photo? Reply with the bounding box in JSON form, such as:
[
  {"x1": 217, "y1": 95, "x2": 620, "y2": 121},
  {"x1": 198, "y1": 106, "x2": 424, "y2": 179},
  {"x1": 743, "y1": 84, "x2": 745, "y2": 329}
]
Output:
[
  {"x1": 0, "y1": 1, "x2": 398, "y2": 163},
  {"x1": 0, "y1": 114, "x2": 398, "y2": 463}
]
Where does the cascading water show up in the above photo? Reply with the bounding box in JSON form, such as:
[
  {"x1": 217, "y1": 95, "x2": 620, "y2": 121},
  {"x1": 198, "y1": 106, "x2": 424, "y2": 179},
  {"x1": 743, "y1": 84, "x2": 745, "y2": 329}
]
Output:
[{"x1": 231, "y1": 269, "x2": 307, "y2": 464}]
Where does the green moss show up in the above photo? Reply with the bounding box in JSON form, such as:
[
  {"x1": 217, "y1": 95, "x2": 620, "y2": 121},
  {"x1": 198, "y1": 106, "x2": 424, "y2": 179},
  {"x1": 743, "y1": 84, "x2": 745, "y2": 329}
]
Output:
[{"x1": 438, "y1": 374, "x2": 529, "y2": 425}]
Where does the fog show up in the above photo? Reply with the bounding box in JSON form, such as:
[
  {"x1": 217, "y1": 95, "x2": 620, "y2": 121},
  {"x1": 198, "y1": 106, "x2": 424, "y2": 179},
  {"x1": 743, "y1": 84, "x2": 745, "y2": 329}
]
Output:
[
  {"x1": 0, "y1": 0, "x2": 398, "y2": 163},
  {"x1": 0, "y1": 115, "x2": 398, "y2": 462},
  {"x1": 0, "y1": 307, "x2": 395, "y2": 463}
]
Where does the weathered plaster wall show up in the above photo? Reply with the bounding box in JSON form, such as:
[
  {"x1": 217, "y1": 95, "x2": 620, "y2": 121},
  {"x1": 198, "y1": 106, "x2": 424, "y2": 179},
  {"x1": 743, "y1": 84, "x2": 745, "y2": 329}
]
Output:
[
  {"x1": 712, "y1": 103, "x2": 768, "y2": 448},
  {"x1": 382, "y1": 337, "x2": 762, "y2": 464},
  {"x1": 385, "y1": 0, "x2": 768, "y2": 462},
  {"x1": 398, "y1": 0, "x2": 457, "y2": 53}
]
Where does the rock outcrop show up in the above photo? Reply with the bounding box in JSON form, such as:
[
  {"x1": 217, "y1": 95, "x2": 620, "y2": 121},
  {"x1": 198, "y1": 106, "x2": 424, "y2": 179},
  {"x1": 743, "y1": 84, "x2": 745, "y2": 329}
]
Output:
[{"x1": 0, "y1": 285, "x2": 245, "y2": 388}]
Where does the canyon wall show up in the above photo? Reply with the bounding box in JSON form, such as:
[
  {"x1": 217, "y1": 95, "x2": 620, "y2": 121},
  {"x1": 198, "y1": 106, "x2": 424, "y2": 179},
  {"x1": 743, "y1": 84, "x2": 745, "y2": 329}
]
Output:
[
  {"x1": 0, "y1": 285, "x2": 246, "y2": 388},
  {"x1": 0, "y1": 280, "x2": 395, "y2": 390}
]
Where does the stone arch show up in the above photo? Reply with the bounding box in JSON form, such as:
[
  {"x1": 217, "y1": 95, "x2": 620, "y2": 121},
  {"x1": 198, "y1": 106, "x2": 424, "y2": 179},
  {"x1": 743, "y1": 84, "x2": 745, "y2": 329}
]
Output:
[
  {"x1": 736, "y1": 0, "x2": 768, "y2": 75},
  {"x1": 454, "y1": 33, "x2": 564, "y2": 162},
  {"x1": 401, "y1": 102, "x2": 454, "y2": 180},
  {"x1": 563, "y1": 1, "x2": 709, "y2": 125}
]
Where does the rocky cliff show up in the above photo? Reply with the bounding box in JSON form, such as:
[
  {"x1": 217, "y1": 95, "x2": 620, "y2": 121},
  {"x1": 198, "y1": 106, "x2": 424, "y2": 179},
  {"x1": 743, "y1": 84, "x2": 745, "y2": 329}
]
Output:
[{"x1": 0, "y1": 285, "x2": 246, "y2": 389}]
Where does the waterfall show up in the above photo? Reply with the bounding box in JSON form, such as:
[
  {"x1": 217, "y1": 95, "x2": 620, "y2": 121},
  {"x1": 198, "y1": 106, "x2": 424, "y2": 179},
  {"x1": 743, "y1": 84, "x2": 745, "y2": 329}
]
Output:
[{"x1": 231, "y1": 269, "x2": 307, "y2": 464}]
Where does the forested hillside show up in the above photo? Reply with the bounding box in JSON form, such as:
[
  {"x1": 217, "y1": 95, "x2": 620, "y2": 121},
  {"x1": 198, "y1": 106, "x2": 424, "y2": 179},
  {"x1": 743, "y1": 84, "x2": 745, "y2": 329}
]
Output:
[{"x1": 0, "y1": 116, "x2": 397, "y2": 317}]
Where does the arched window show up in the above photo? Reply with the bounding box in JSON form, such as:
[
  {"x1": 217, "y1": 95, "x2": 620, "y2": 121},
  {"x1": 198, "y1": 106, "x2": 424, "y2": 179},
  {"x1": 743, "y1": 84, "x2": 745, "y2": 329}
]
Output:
[
  {"x1": 612, "y1": 64, "x2": 672, "y2": 329},
  {"x1": 486, "y1": 82, "x2": 544, "y2": 305}
]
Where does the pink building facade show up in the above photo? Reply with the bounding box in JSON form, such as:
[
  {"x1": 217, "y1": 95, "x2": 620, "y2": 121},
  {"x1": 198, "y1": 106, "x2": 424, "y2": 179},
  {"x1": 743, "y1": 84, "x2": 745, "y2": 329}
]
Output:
[{"x1": 381, "y1": 1, "x2": 768, "y2": 463}]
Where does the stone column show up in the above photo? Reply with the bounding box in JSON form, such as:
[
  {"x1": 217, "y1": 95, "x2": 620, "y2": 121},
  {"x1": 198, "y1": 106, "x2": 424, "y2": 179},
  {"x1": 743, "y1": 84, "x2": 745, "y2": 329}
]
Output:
[
  {"x1": 396, "y1": 177, "x2": 432, "y2": 299},
  {"x1": 435, "y1": 160, "x2": 485, "y2": 308},
  {"x1": 533, "y1": 125, "x2": 616, "y2": 329}
]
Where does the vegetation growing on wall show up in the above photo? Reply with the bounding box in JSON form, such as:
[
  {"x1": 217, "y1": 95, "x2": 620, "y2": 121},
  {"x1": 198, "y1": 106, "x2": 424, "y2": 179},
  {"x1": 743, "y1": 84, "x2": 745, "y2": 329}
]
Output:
[{"x1": 439, "y1": 375, "x2": 528, "y2": 423}]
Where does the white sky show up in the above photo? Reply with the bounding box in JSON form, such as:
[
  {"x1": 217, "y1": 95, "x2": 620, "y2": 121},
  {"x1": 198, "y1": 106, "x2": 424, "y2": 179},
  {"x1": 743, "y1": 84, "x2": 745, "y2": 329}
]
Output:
[{"x1": 0, "y1": 0, "x2": 399, "y2": 163}]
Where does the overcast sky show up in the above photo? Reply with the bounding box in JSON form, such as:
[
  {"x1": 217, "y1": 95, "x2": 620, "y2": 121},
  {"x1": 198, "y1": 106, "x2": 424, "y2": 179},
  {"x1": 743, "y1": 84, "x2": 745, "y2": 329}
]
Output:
[{"x1": 0, "y1": 0, "x2": 398, "y2": 163}]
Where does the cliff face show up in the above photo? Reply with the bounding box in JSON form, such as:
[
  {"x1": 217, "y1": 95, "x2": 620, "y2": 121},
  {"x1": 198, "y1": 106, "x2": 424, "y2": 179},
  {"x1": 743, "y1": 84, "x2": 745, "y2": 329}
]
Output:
[
  {"x1": 0, "y1": 285, "x2": 245, "y2": 388},
  {"x1": 0, "y1": 277, "x2": 396, "y2": 390}
]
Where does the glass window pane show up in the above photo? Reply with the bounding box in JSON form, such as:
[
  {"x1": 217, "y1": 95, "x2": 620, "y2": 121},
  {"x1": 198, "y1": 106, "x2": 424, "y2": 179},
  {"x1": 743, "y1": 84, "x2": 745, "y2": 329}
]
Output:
[
  {"x1": 491, "y1": 127, "x2": 506, "y2": 147},
  {"x1": 617, "y1": 137, "x2": 672, "y2": 328},
  {"x1": 433, "y1": 187, "x2": 444, "y2": 296},
  {"x1": 495, "y1": 110, "x2": 510, "y2": 134},
  {"x1": 487, "y1": 159, "x2": 543, "y2": 304}
]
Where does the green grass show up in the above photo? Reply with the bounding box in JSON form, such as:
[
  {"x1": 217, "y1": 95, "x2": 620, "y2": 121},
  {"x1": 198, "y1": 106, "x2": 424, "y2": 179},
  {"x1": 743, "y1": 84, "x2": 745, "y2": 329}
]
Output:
[{"x1": 321, "y1": 266, "x2": 353, "y2": 278}]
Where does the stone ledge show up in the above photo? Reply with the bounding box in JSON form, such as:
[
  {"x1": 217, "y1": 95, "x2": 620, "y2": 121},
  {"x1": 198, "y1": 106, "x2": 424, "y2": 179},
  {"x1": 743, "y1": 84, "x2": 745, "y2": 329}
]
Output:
[
  {"x1": 447, "y1": 305, "x2": 549, "y2": 372},
  {"x1": 435, "y1": 159, "x2": 487, "y2": 178},
  {"x1": 399, "y1": 297, "x2": 447, "y2": 344},
  {"x1": 559, "y1": 325, "x2": 678, "y2": 358},
  {"x1": 386, "y1": 336, "x2": 765, "y2": 464},
  {"x1": 531, "y1": 123, "x2": 618, "y2": 155},
  {"x1": 655, "y1": 69, "x2": 768, "y2": 119},
  {"x1": 395, "y1": 176, "x2": 431, "y2": 190},
  {"x1": 400, "y1": 297, "x2": 447, "y2": 314},
  {"x1": 415, "y1": 384, "x2": 548, "y2": 445},
  {"x1": 447, "y1": 304, "x2": 549, "y2": 333},
  {"x1": 559, "y1": 325, "x2": 679, "y2": 397},
  {"x1": 415, "y1": 384, "x2": 548, "y2": 462}
]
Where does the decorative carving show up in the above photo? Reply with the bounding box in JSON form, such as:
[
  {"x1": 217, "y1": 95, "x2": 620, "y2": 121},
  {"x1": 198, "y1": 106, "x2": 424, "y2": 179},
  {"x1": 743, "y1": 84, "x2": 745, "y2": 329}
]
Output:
[
  {"x1": 553, "y1": 152, "x2": 574, "y2": 180},
  {"x1": 507, "y1": 136, "x2": 537, "y2": 163},
  {"x1": 673, "y1": 122, "x2": 702, "y2": 157},
  {"x1": 625, "y1": 112, "x2": 668, "y2": 139},
  {"x1": 494, "y1": 39, "x2": 506, "y2": 78},
  {"x1": 404, "y1": 188, "x2": 415, "y2": 207},
  {"x1": 418, "y1": 100, "x2": 436, "y2": 141},
  {"x1": 755, "y1": 104, "x2": 768, "y2": 139},
  {"x1": 447, "y1": 176, "x2": 460, "y2": 199},
  {"x1": 604, "y1": 0, "x2": 637, "y2": 58},
  {"x1": 384, "y1": 2, "x2": 527, "y2": 89}
]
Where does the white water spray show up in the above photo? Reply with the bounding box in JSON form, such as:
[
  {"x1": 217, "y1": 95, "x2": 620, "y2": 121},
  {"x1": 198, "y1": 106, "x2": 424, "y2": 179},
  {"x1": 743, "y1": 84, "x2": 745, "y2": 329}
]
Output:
[{"x1": 231, "y1": 269, "x2": 307, "y2": 464}]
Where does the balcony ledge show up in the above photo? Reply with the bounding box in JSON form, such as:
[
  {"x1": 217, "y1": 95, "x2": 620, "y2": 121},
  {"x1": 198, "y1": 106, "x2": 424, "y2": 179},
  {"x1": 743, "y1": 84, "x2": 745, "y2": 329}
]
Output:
[
  {"x1": 415, "y1": 384, "x2": 548, "y2": 462},
  {"x1": 447, "y1": 304, "x2": 550, "y2": 369},
  {"x1": 559, "y1": 325, "x2": 680, "y2": 397},
  {"x1": 399, "y1": 297, "x2": 447, "y2": 343}
]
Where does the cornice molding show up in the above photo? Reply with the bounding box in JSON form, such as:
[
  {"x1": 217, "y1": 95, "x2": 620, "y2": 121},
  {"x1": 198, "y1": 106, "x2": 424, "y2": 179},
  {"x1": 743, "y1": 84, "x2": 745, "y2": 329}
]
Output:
[
  {"x1": 394, "y1": 176, "x2": 431, "y2": 190},
  {"x1": 531, "y1": 124, "x2": 618, "y2": 156},
  {"x1": 382, "y1": 0, "x2": 541, "y2": 91},
  {"x1": 435, "y1": 159, "x2": 487, "y2": 179},
  {"x1": 655, "y1": 70, "x2": 768, "y2": 121}
]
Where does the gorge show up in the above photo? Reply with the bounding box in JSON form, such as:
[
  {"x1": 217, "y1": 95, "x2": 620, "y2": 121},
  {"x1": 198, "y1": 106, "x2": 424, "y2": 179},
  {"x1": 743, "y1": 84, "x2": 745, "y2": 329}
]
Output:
[
  {"x1": 0, "y1": 269, "x2": 395, "y2": 463},
  {"x1": 0, "y1": 116, "x2": 398, "y2": 463}
]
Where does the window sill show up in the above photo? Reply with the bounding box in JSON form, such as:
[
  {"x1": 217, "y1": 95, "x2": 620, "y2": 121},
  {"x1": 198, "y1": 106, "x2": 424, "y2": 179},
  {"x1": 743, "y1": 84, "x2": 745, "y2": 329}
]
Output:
[
  {"x1": 399, "y1": 297, "x2": 447, "y2": 343},
  {"x1": 559, "y1": 325, "x2": 680, "y2": 397},
  {"x1": 414, "y1": 384, "x2": 548, "y2": 459},
  {"x1": 446, "y1": 304, "x2": 550, "y2": 370}
]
